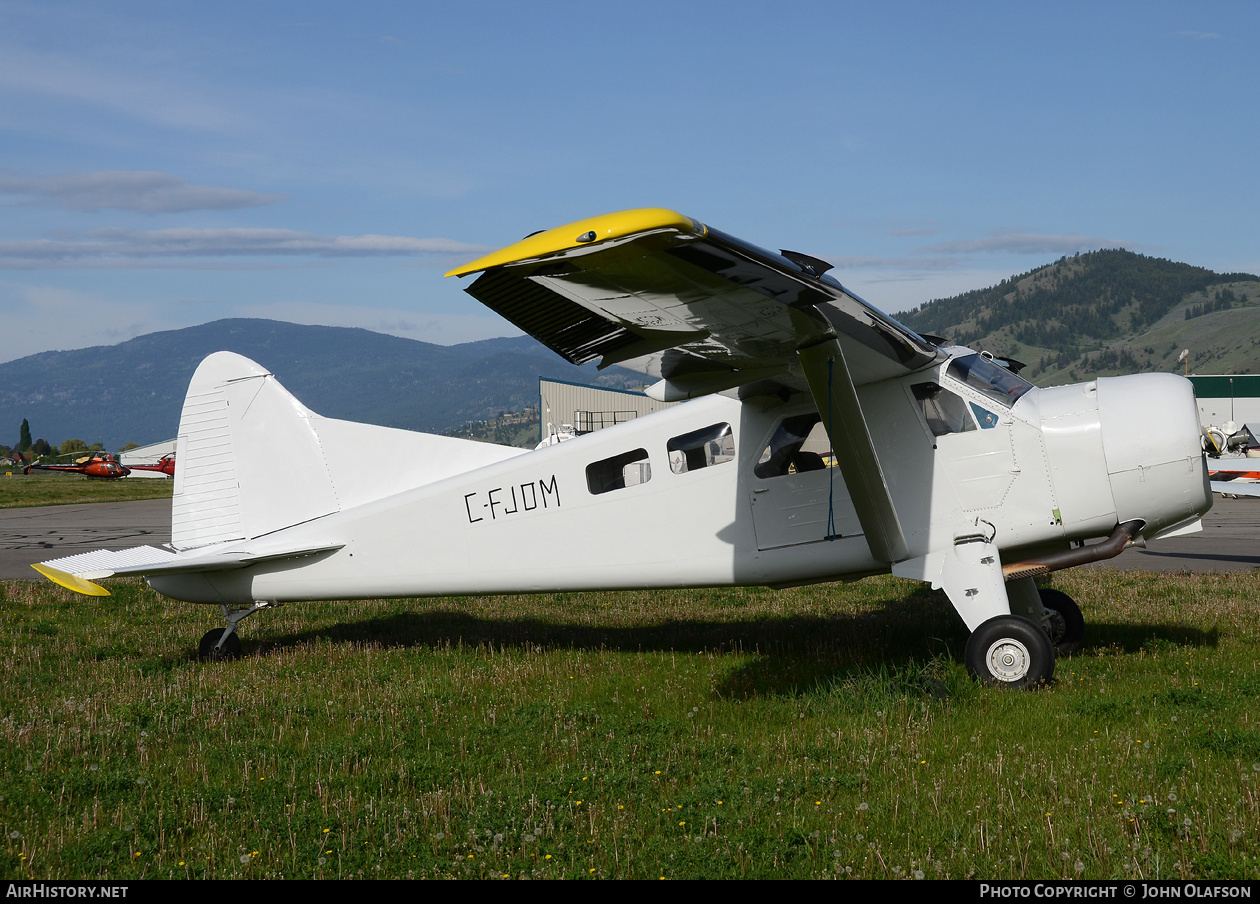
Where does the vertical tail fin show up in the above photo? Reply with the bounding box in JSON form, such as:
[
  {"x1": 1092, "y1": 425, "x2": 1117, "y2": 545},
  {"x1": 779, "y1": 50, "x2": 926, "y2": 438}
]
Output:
[
  {"x1": 173, "y1": 353, "x2": 338, "y2": 550},
  {"x1": 171, "y1": 351, "x2": 530, "y2": 552}
]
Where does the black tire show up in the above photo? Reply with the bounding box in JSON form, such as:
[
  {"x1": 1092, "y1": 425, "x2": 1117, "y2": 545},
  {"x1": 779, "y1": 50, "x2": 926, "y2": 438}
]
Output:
[
  {"x1": 965, "y1": 615, "x2": 1055, "y2": 688},
  {"x1": 1038, "y1": 587, "x2": 1084, "y2": 655},
  {"x1": 198, "y1": 629, "x2": 242, "y2": 662}
]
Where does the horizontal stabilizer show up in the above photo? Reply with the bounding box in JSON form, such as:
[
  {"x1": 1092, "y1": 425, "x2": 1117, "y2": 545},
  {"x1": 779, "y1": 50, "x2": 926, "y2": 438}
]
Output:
[
  {"x1": 37, "y1": 544, "x2": 178, "y2": 580},
  {"x1": 34, "y1": 542, "x2": 345, "y2": 596}
]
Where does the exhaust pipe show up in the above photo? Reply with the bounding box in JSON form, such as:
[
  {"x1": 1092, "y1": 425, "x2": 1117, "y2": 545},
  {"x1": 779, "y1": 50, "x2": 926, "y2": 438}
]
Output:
[{"x1": 1002, "y1": 520, "x2": 1143, "y2": 581}]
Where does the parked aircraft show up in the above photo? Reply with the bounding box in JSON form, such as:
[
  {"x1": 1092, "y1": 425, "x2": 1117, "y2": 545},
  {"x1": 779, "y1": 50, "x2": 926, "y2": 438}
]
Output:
[
  {"x1": 124, "y1": 454, "x2": 177, "y2": 478},
  {"x1": 30, "y1": 209, "x2": 1211, "y2": 685},
  {"x1": 25, "y1": 450, "x2": 130, "y2": 479}
]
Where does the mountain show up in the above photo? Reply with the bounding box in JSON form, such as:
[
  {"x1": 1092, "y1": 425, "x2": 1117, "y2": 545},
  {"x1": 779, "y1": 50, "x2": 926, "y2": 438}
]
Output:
[
  {"x1": 0, "y1": 319, "x2": 646, "y2": 451},
  {"x1": 897, "y1": 249, "x2": 1260, "y2": 384}
]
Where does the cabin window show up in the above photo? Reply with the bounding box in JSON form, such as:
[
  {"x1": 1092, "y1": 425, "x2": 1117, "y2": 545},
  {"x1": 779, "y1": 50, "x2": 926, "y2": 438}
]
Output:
[
  {"x1": 912, "y1": 382, "x2": 976, "y2": 437},
  {"x1": 946, "y1": 353, "x2": 1033, "y2": 407},
  {"x1": 667, "y1": 423, "x2": 735, "y2": 474},
  {"x1": 586, "y1": 449, "x2": 652, "y2": 495},
  {"x1": 755, "y1": 413, "x2": 831, "y2": 478}
]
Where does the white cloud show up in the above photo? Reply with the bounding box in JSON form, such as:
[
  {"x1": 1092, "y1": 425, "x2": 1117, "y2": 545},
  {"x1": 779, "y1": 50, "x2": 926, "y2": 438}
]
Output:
[
  {"x1": 827, "y1": 254, "x2": 971, "y2": 271},
  {"x1": 887, "y1": 226, "x2": 941, "y2": 237},
  {"x1": 0, "y1": 228, "x2": 486, "y2": 268},
  {"x1": 0, "y1": 45, "x2": 241, "y2": 132},
  {"x1": 841, "y1": 268, "x2": 1019, "y2": 315},
  {"x1": 0, "y1": 171, "x2": 285, "y2": 213},
  {"x1": 236, "y1": 302, "x2": 523, "y2": 346},
  {"x1": 914, "y1": 230, "x2": 1129, "y2": 256}
]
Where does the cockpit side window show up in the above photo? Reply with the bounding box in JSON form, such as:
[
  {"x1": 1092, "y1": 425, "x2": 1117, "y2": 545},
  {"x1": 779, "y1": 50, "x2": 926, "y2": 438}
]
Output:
[
  {"x1": 946, "y1": 354, "x2": 1033, "y2": 407},
  {"x1": 755, "y1": 413, "x2": 829, "y2": 478},
  {"x1": 912, "y1": 382, "x2": 976, "y2": 437}
]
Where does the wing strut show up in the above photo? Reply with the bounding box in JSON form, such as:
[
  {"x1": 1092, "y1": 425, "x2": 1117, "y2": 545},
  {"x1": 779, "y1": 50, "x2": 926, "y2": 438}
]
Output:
[{"x1": 798, "y1": 338, "x2": 909, "y2": 564}]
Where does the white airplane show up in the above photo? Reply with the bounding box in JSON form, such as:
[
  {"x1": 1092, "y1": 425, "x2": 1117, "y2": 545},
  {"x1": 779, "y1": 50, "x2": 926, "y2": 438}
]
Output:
[{"x1": 31, "y1": 209, "x2": 1211, "y2": 687}]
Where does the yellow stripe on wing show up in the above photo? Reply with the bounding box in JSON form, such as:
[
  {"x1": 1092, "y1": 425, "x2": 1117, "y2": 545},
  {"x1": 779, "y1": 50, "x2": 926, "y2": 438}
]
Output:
[
  {"x1": 31, "y1": 563, "x2": 112, "y2": 597},
  {"x1": 445, "y1": 207, "x2": 698, "y2": 277}
]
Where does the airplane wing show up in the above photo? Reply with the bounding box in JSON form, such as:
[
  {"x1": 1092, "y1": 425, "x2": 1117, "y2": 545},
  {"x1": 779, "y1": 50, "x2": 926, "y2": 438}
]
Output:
[
  {"x1": 448, "y1": 208, "x2": 945, "y2": 562},
  {"x1": 447, "y1": 208, "x2": 941, "y2": 400}
]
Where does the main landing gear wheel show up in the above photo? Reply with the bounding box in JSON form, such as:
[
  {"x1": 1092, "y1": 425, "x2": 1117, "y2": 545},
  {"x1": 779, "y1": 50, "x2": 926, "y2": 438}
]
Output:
[
  {"x1": 1038, "y1": 587, "x2": 1084, "y2": 655},
  {"x1": 198, "y1": 629, "x2": 242, "y2": 662},
  {"x1": 965, "y1": 615, "x2": 1055, "y2": 688}
]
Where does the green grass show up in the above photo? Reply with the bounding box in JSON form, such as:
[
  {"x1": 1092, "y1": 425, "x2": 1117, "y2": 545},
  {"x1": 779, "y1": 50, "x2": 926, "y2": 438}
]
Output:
[
  {"x1": 1, "y1": 569, "x2": 1258, "y2": 880},
  {"x1": 0, "y1": 471, "x2": 173, "y2": 508}
]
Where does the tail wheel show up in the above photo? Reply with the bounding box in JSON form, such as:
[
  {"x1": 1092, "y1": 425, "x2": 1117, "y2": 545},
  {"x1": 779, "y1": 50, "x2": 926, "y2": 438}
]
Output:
[
  {"x1": 1038, "y1": 587, "x2": 1084, "y2": 655},
  {"x1": 198, "y1": 629, "x2": 242, "y2": 662},
  {"x1": 965, "y1": 615, "x2": 1055, "y2": 688}
]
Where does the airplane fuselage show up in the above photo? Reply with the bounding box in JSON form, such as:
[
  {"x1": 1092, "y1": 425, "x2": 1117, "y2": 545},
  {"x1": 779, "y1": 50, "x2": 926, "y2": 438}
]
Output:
[{"x1": 149, "y1": 355, "x2": 1209, "y2": 608}]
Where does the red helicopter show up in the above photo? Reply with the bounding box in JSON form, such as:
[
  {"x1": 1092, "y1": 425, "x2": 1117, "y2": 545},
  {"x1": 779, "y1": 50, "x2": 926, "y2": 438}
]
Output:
[
  {"x1": 124, "y1": 454, "x2": 176, "y2": 478},
  {"x1": 23, "y1": 450, "x2": 131, "y2": 479}
]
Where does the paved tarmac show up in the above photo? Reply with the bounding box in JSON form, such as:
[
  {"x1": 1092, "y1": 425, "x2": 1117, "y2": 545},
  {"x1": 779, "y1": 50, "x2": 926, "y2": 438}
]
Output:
[
  {"x1": 1087, "y1": 496, "x2": 1260, "y2": 573},
  {"x1": 0, "y1": 498, "x2": 171, "y2": 580},
  {"x1": 1, "y1": 495, "x2": 1257, "y2": 582}
]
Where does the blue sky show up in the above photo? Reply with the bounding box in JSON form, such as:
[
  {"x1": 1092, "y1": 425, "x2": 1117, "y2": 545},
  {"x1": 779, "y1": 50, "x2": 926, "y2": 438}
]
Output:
[{"x1": 0, "y1": 1, "x2": 1256, "y2": 364}]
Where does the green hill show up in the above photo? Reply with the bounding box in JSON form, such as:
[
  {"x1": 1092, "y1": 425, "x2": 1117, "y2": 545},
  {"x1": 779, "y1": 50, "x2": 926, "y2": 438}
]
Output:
[
  {"x1": 0, "y1": 320, "x2": 645, "y2": 451},
  {"x1": 898, "y1": 249, "x2": 1260, "y2": 383}
]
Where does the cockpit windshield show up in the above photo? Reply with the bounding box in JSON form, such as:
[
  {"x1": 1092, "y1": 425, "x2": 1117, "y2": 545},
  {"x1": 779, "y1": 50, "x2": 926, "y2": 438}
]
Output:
[{"x1": 946, "y1": 354, "x2": 1033, "y2": 408}]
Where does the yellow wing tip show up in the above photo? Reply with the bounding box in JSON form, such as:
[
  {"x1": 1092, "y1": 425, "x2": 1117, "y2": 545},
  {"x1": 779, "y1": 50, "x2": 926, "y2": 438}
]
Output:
[
  {"x1": 445, "y1": 207, "x2": 697, "y2": 278},
  {"x1": 31, "y1": 563, "x2": 111, "y2": 597}
]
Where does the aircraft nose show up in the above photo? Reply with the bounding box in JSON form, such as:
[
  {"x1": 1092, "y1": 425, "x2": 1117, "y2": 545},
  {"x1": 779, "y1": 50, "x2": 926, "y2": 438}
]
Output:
[{"x1": 1095, "y1": 373, "x2": 1211, "y2": 537}]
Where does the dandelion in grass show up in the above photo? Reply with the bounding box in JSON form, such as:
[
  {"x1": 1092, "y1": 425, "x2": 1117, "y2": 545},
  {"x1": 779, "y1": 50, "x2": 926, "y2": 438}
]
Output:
[
  {"x1": 239, "y1": 855, "x2": 250, "y2": 864},
  {"x1": 8, "y1": 831, "x2": 19, "y2": 840},
  {"x1": 858, "y1": 802, "x2": 869, "y2": 811},
  {"x1": 318, "y1": 857, "x2": 326, "y2": 866}
]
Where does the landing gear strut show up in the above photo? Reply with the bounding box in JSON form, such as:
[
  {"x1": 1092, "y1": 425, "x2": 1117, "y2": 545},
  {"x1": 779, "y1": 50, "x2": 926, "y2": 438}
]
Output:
[{"x1": 197, "y1": 602, "x2": 272, "y2": 662}]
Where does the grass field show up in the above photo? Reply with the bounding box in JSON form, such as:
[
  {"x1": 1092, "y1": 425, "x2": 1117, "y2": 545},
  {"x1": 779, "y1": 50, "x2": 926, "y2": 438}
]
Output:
[
  {"x1": 0, "y1": 471, "x2": 173, "y2": 509},
  {"x1": 1, "y1": 569, "x2": 1258, "y2": 880}
]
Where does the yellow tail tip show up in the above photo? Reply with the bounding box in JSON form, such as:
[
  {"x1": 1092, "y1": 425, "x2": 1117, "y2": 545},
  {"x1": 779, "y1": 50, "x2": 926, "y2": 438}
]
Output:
[{"x1": 31, "y1": 563, "x2": 111, "y2": 597}]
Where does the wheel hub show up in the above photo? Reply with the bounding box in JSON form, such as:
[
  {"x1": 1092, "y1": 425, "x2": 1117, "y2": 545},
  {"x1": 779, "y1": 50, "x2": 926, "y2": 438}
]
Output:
[{"x1": 986, "y1": 638, "x2": 1031, "y2": 682}]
